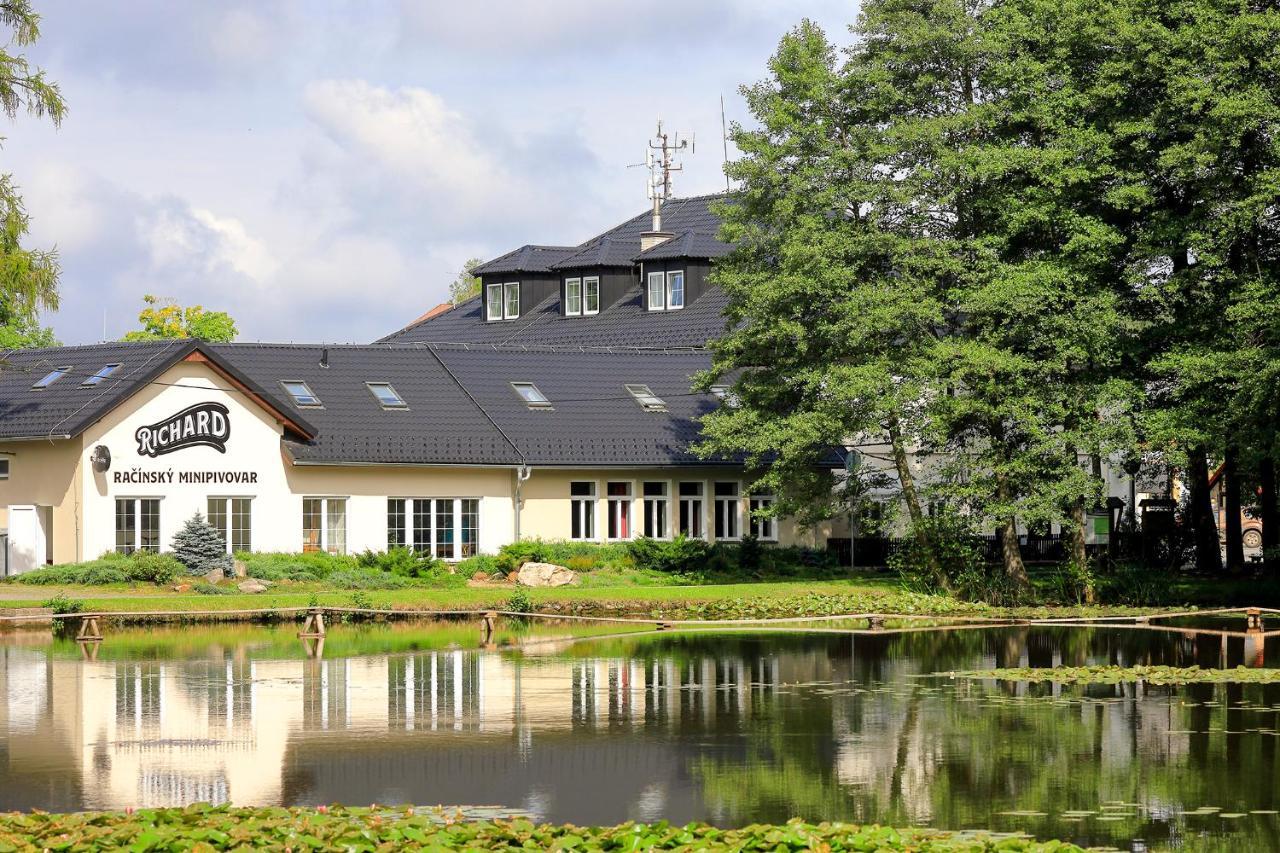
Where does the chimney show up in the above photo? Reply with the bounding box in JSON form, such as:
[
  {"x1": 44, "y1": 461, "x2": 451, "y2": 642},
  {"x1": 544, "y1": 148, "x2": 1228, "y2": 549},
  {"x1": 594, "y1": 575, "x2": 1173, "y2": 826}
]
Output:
[{"x1": 640, "y1": 197, "x2": 674, "y2": 251}]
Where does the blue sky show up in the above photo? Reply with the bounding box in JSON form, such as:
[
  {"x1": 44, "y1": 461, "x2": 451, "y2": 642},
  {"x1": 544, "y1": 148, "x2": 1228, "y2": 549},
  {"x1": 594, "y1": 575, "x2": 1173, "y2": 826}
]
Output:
[{"x1": 7, "y1": 1, "x2": 855, "y2": 345}]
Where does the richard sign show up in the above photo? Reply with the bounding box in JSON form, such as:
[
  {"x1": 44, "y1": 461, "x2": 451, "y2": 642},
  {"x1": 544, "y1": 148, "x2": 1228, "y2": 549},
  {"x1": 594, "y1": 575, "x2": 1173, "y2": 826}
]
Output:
[{"x1": 136, "y1": 402, "x2": 231, "y2": 457}]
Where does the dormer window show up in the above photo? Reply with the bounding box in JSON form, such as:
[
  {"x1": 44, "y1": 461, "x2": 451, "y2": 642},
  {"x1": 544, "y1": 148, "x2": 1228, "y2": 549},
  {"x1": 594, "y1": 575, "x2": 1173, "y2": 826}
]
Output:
[
  {"x1": 626, "y1": 384, "x2": 667, "y2": 412},
  {"x1": 82, "y1": 363, "x2": 121, "y2": 386},
  {"x1": 31, "y1": 366, "x2": 70, "y2": 390},
  {"x1": 565, "y1": 278, "x2": 582, "y2": 316},
  {"x1": 646, "y1": 270, "x2": 685, "y2": 311},
  {"x1": 487, "y1": 281, "x2": 520, "y2": 321},
  {"x1": 584, "y1": 276, "x2": 600, "y2": 314}
]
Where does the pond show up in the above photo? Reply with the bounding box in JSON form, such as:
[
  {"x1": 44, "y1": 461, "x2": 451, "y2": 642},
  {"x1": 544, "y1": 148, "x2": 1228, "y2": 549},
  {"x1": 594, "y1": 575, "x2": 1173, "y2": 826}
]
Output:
[{"x1": 2, "y1": 618, "x2": 1280, "y2": 850}]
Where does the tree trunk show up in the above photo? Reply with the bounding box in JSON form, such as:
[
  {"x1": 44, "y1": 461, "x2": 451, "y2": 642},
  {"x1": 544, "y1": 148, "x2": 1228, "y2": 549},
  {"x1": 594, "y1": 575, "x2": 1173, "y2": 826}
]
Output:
[
  {"x1": 995, "y1": 469, "x2": 1030, "y2": 591},
  {"x1": 1261, "y1": 457, "x2": 1278, "y2": 576},
  {"x1": 1187, "y1": 445, "x2": 1222, "y2": 574},
  {"x1": 1224, "y1": 447, "x2": 1245, "y2": 574},
  {"x1": 886, "y1": 415, "x2": 944, "y2": 587},
  {"x1": 1069, "y1": 499, "x2": 1095, "y2": 603}
]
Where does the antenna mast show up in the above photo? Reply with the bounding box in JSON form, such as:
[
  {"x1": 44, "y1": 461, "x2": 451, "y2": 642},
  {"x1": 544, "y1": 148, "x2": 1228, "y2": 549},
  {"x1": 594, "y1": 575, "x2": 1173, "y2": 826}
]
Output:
[{"x1": 643, "y1": 118, "x2": 693, "y2": 232}]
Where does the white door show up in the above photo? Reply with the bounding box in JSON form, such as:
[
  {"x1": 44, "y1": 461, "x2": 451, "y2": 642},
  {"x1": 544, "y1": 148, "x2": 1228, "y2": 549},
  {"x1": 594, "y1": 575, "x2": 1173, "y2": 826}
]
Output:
[{"x1": 7, "y1": 505, "x2": 49, "y2": 575}]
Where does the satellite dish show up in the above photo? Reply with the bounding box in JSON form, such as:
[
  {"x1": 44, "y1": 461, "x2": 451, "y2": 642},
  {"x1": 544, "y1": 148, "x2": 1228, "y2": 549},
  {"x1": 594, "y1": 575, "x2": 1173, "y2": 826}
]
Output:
[{"x1": 90, "y1": 445, "x2": 111, "y2": 473}]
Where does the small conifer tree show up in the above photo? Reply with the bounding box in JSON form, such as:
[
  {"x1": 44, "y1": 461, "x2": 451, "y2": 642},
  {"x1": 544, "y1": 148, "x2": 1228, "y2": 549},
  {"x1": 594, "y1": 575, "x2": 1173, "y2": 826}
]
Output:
[{"x1": 171, "y1": 512, "x2": 232, "y2": 577}]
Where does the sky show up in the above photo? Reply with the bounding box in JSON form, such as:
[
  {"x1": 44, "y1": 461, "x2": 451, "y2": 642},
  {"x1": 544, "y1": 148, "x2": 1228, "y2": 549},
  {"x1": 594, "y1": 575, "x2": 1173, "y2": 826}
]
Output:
[{"x1": 5, "y1": 1, "x2": 856, "y2": 346}]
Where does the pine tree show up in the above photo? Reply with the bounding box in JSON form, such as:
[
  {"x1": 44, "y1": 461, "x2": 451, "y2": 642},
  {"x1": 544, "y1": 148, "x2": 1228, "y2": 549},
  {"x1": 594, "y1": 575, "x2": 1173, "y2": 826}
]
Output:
[{"x1": 171, "y1": 512, "x2": 232, "y2": 578}]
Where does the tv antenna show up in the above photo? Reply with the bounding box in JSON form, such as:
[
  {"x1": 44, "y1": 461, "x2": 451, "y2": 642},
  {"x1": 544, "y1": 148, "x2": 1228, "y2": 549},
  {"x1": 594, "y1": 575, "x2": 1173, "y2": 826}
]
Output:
[{"x1": 629, "y1": 118, "x2": 694, "y2": 232}]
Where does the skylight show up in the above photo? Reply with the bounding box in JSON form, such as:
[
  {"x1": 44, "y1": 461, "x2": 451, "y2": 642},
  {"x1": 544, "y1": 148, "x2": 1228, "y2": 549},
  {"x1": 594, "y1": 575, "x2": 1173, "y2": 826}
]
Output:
[
  {"x1": 281, "y1": 380, "x2": 322, "y2": 408},
  {"x1": 81, "y1": 363, "x2": 121, "y2": 386},
  {"x1": 626, "y1": 384, "x2": 667, "y2": 412},
  {"x1": 367, "y1": 382, "x2": 408, "y2": 409},
  {"x1": 512, "y1": 381, "x2": 552, "y2": 409},
  {"x1": 31, "y1": 366, "x2": 70, "y2": 390}
]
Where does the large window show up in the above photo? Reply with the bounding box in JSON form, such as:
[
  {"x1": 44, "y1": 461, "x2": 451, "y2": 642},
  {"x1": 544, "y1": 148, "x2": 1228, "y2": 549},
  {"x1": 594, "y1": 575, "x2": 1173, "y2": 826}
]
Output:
[
  {"x1": 583, "y1": 277, "x2": 600, "y2": 314},
  {"x1": 749, "y1": 494, "x2": 778, "y2": 541},
  {"x1": 570, "y1": 481, "x2": 596, "y2": 540},
  {"x1": 642, "y1": 481, "x2": 668, "y2": 538},
  {"x1": 208, "y1": 497, "x2": 252, "y2": 553},
  {"x1": 714, "y1": 482, "x2": 741, "y2": 540},
  {"x1": 387, "y1": 497, "x2": 480, "y2": 560},
  {"x1": 667, "y1": 270, "x2": 685, "y2": 310},
  {"x1": 565, "y1": 278, "x2": 582, "y2": 315},
  {"x1": 303, "y1": 497, "x2": 347, "y2": 554},
  {"x1": 678, "y1": 482, "x2": 704, "y2": 539},
  {"x1": 606, "y1": 482, "x2": 632, "y2": 540},
  {"x1": 486, "y1": 283, "x2": 504, "y2": 321},
  {"x1": 115, "y1": 498, "x2": 160, "y2": 554},
  {"x1": 647, "y1": 271, "x2": 665, "y2": 311}
]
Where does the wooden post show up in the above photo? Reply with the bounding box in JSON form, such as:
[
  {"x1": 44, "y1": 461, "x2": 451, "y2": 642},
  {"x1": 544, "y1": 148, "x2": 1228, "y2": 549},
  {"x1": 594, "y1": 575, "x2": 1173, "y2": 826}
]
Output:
[
  {"x1": 868, "y1": 616, "x2": 885, "y2": 631},
  {"x1": 74, "y1": 615, "x2": 103, "y2": 642},
  {"x1": 656, "y1": 621, "x2": 672, "y2": 631},
  {"x1": 301, "y1": 636, "x2": 325, "y2": 659},
  {"x1": 298, "y1": 608, "x2": 326, "y2": 638},
  {"x1": 481, "y1": 611, "x2": 497, "y2": 643},
  {"x1": 1247, "y1": 608, "x2": 1264, "y2": 633}
]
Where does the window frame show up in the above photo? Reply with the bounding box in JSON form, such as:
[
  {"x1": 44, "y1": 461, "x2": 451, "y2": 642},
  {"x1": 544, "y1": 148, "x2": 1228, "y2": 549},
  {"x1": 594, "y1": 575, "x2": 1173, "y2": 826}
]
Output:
[
  {"x1": 749, "y1": 494, "x2": 778, "y2": 542},
  {"x1": 503, "y1": 281, "x2": 520, "y2": 319},
  {"x1": 0, "y1": 458, "x2": 8, "y2": 480},
  {"x1": 713, "y1": 481, "x2": 741, "y2": 541},
  {"x1": 642, "y1": 481, "x2": 669, "y2": 539},
  {"x1": 31, "y1": 366, "x2": 70, "y2": 391},
  {"x1": 281, "y1": 379, "x2": 323, "y2": 408},
  {"x1": 366, "y1": 382, "x2": 408, "y2": 410},
  {"x1": 666, "y1": 270, "x2": 685, "y2": 310},
  {"x1": 678, "y1": 482, "x2": 705, "y2": 539},
  {"x1": 564, "y1": 277, "x2": 582, "y2": 316},
  {"x1": 511, "y1": 381, "x2": 552, "y2": 409},
  {"x1": 82, "y1": 363, "x2": 122, "y2": 387},
  {"x1": 208, "y1": 496, "x2": 253, "y2": 553},
  {"x1": 625, "y1": 383, "x2": 667, "y2": 412},
  {"x1": 570, "y1": 481, "x2": 597, "y2": 541},
  {"x1": 386, "y1": 496, "x2": 481, "y2": 560},
  {"x1": 115, "y1": 497, "x2": 161, "y2": 555},
  {"x1": 583, "y1": 276, "x2": 600, "y2": 315},
  {"x1": 606, "y1": 481, "x2": 633, "y2": 541},
  {"x1": 486, "y1": 282, "x2": 504, "y2": 321},
  {"x1": 646, "y1": 271, "x2": 665, "y2": 311},
  {"x1": 302, "y1": 496, "x2": 347, "y2": 554}
]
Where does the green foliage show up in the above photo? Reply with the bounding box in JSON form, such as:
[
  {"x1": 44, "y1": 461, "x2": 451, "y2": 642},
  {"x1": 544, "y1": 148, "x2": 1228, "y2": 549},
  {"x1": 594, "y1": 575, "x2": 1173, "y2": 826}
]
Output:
[
  {"x1": 893, "y1": 515, "x2": 986, "y2": 597},
  {"x1": 11, "y1": 551, "x2": 182, "y2": 586},
  {"x1": 447, "y1": 257, "x2": 483, "y2": 304},
  {"x1": 495, "y1": 539, "x2": 633, "y2": 573},
  {"x1": 0, "y1": 806, "x2": 1085, "y2": 851},
  {"x1": 627, "y1": 535, "x2": 712, "y2": 574},
  {"x1": 238, "y1": 550, "x2": 352, "y2": 581},
  {"x1": 171, "y1": 513, "x2": 232, "y2": 578},
  {"x1": 507, "y1": 587, "x2": 534, "y2": 615},
  {"x1": 325, "y1": 570, "x2": 413, "y2": 590},
  {"x1": 355, "y1": 547, "x2": 444, "y2": 578},
  {"x1": 121, "y1": 294, "x2": 237, "y2": 342},
  {"x1": 1097, "y1": 561, "x2": 1174, "y2": 607},
  {"x1": 122, "y1": 552, "x2": 183, "y2": 585},
  {"x1": 193, "y1": 582, "x2": 238, "y2": 596},
  {"x1": 457, "y1": 553, "x2": 499, "y2": 578},
  {"x1": 40, "y1": 592, "x2": 82, "y2": 614},
  {"x1": 1051, "y1": 560, "x2": 1098, "y2": 607},
  {"x1": 949, "y1": 665, "x2": 1280, "y2": 686},
  {"x1": 0, "y1": 313, "x2": 55, "y2": 349}
]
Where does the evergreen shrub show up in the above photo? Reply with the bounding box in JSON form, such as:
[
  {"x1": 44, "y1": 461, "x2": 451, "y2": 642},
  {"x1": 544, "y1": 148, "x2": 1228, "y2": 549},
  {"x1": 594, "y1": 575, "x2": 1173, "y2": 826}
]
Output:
[{"x1": 171, "y1": 513, "x2": 233, "y2": 578}]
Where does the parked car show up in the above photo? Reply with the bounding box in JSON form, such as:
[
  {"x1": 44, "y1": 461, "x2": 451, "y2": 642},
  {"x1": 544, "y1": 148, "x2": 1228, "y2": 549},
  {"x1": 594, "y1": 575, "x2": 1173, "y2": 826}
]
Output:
[{"x1": 1243, "y1": 506, "x2": 1263, "y2": 549}]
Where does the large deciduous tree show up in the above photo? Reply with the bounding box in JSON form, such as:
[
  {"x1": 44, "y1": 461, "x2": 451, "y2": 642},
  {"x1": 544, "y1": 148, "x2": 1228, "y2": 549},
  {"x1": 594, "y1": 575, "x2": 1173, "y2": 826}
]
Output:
[{"x1": 122, "y1": 294, "x2": 238, "y2": 343}]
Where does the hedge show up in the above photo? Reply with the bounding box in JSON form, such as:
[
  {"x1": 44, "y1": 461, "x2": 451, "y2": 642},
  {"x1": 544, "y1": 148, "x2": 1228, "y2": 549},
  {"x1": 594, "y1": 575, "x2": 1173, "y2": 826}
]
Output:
[{"x1": 0, "y1": 806, "x2": 1083, "y2": 851}]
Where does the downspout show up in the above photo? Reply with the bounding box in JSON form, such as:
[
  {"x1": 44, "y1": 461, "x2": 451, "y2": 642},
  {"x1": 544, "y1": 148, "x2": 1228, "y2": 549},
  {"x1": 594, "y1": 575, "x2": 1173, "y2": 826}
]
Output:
[{"x1": 514, "y1": 465, "x2": 532, "y2": 541}]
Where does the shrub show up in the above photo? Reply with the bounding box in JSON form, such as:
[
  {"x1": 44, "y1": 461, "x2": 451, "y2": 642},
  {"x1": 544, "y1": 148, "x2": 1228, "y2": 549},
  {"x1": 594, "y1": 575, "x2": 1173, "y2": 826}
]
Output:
[
  {"x1": 736, "y1": 535, "x2": 764, "y2": 574},
  {"x1": 458, "y1": 554, "x2": 498, "y2": 579},
  {"x1": 171, "y1": 513, "x2": 232, "y2": 578},
  {"x1": 326, "y1": 570, "x2": 412, "y2": 590},
  {"x1": 124, "y1": 552, "x2": 184, "y2": 585},
  {"x1": 1098, "y1": 560, "x2": 1170, "y2": 606},
  {"x1": 355, "y1": 547, "x2": 444, "y2": 578},
  {"x1": 564, "y1": 555, "x2": 596, "y2": 573},
  {"x1": 495, "y1": 540, "x2": 549, "y2": 572},
  {"x1": 507, "y1": 587, "x2": 533, "y2": 615},
  {"x1": 12, "y1": 562, "x2": 129, "y2": 585},
  {"x1": 891, "y1": 513, "x2": 1023, "y2": 605},
  {"x1": 193, "y1": 582, "x2": 238, "y2": 595},
  {"x1": 42, "y1": 592, "x2": 84, "y2": 614},
  {"x1": 628, "y1": 535, "x2": 711, "y2": 574},
  {"x1": 238, "y1": 551, "x2": 353, "y2": 581}
]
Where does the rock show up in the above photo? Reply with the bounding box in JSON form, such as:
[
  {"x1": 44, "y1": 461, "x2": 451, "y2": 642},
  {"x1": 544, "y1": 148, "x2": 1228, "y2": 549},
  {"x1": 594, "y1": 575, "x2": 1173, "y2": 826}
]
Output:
[
  {"x1": 515, "y1": 561, "x2": 576, "y2": 588},
  {"x1": 232, "y1": 559, "x2": 247, "y2": 578},
  {"x1": 202, "y1": 568, "x2": 224, "y2": 584},
  {"x1": 237, "y1": 580, "x2": 271, "y2": 594}
]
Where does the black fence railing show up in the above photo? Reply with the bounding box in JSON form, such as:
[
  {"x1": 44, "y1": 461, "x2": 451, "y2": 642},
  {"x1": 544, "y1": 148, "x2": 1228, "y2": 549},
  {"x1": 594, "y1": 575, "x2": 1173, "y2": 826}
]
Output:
[{"x1": 827, "y1": 533, "x2": 1070, "y2": 569}]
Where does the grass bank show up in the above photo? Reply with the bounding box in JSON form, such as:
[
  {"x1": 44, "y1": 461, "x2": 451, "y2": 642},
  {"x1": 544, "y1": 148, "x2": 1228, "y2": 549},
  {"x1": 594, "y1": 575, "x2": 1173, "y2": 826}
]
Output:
[{"x1": 0, "y1": 805, "x2": 1082, "y2": 851}]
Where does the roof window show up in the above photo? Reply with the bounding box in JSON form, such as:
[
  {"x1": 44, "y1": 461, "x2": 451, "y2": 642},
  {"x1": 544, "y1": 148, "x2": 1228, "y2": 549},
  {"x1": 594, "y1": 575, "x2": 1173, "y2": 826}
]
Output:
[
  {"x1": 81, "y1": 363, "x2": 121, "y2": 386},
  {"x1": 512, "y1": 382, "x2": 552, "y2": 409},
  {"x1": 31, "y1": 366, "x2": 70, "y2": 390},
  {"x1": 281, "y1": 380, "x2": 323, "y2": 408},
  {"x1": 626, "y1": 384, "x2": 667, "y2": 412},
  {"x1": 366, "y1": 382, "x2": 407, "y2": 409}
]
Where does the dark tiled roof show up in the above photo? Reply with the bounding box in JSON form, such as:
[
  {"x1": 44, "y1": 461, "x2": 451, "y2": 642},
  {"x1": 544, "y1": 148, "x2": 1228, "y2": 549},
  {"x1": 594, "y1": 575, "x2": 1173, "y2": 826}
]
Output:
[
  {"x1": 381, "y1": 194, "x2": 734, "y2": 348},
  {"x1": 472, "y1": 245, "x2": 578, "y2": 275},
  {"x1": 635, "y1": 231, "x2": 733, "y2": 261},
  {"x1": 550, "y1": 237, "x2": 642, "y2": 270},
  {"x1": 431, "y1": 346, "x2": 738, "y2": 467},
  {"x1": 0, "y1": 340, "x2": 199, "y2": 440},
  {"x1": 208, "y1": 344, "x2": 524, "y2": 466}
]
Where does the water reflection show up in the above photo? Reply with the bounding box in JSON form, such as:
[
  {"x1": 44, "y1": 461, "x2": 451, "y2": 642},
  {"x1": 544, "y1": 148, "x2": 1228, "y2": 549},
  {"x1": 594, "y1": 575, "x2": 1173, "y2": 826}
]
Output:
[{"x1": 2, "y1": 623, "x2": 1280, "y2": 849}]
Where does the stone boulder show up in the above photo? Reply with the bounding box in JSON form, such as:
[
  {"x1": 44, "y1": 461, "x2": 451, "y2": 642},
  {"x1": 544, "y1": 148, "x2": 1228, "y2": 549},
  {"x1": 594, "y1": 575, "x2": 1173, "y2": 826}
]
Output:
[
  {"x1": 515, "y1": 562, "x2": 577, "y2": 588},
  {"x1": 237, "y1": 579, "x2": 272, "y2": 594},
  {"x1": 232, "y1": 559, "x2": 248, "y2": 578}
]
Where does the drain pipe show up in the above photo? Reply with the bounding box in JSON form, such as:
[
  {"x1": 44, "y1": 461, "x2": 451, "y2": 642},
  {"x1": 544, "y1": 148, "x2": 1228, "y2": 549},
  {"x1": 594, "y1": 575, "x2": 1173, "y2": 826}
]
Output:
[{"x1": 514, "y1": 465, "x2": 532, "y2": 541}]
